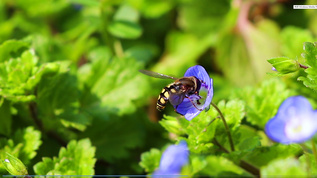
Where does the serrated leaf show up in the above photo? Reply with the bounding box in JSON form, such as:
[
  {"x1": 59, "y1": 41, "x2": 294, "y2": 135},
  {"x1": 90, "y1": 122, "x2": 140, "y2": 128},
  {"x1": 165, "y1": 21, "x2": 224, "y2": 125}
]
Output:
[
  {"x1": 37, "y1": 69, "x2": 90, "y2": 131},
  {"x1": 0, "y1": 40, "x2": 29, "y2": 62},
  {"x1": 139, "y1": 148, "x2": 161, "y2": 173},
  {"x1": 198, "y1": 155, "x2": 249, "y2": 176},
  {"x1": 159, "y1": 116, "x2": 183, "y2": 135},
  {"x1": 12, "y1": 127, "x2": 42, "y2": 165},
  {"x1": 34, "y1": 138, "x2": 96, "y2": 176},
  {"x1": 0, "y1": 127, "x2": 41, "y2": 172},
  {"x1": 243, "y1": 144, "x2": 302, "y2": 167},
  {"x1": 79, "y1": 57, "x2": 150, "y2": 116},
  {"x1": 232, "y1": 78, "x2": 292, "y2": 128},
  {"x1": 261, "y1": 157, "x2": 307, "y2": 176},
  {"x1": 298, "y1": 42, "x2": 317, "y2": 91}
]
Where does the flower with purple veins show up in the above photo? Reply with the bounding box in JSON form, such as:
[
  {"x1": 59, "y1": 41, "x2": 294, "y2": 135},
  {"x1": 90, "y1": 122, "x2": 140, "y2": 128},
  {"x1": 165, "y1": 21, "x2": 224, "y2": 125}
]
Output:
[
  {"x1": 265, "y1": 96, "x2": 317, "y2": 144},
  {"x1": 153, "y1": 141, "x2": 189, "y2": 176},
  {"x1": 174, "y1": 65, "x2": 213, "y2": 121}
]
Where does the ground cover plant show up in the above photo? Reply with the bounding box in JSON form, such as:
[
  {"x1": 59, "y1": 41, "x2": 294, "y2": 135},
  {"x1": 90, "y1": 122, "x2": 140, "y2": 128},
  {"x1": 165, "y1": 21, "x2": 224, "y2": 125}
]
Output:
[{"x1": 1, "y1": 0, "x2": 317, "y2": 177}]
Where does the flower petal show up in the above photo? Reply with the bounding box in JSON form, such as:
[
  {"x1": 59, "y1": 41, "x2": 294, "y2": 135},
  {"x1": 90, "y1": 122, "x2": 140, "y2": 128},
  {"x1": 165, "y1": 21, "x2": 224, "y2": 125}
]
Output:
[
  {"x1": 174, "y1": 65, "x2": 213, "y2": 120},
  {"x1": 276, "y1": 96, "x2": 313, "y2": 121},
  {"x1": 175, "y1": 98, "x2": 201, "y2": 121},
  {"x1": 153, "y1": 141, "x2": 189, "y2": 175},
  {"x1": 265, "y1": 96, "x2": 317, "y2": 144},
  {"x1": 184, "y1": 65, "x2": 211, "y2": 90},
  {"x1": 265, "y1": 116, "x2": 290, "y2": 144}
]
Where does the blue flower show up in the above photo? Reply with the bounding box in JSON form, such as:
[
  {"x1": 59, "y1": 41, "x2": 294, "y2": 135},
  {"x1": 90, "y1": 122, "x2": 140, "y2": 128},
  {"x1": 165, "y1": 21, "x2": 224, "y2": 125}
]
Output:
[
  {"x1": 174, "y1": 65, "x2": 213, "y2": 121},
  {"x1": 265, "y1": 96, "x2": 317, "y2": 144},
  {"x1": 153, "y1": 141, "x2": 189, "y2": 176}
]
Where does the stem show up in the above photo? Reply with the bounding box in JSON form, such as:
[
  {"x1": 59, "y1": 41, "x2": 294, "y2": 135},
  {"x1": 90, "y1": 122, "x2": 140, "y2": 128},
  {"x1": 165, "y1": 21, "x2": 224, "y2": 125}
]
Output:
[
  {"x1": 213, "y1": 139, "x2": 260, "y2": 176},
  {"x1": 29, "y1": 102, "x2": 67, "y2": 147},
  {"x1": 211, "y1": 102, "x2": 235, "y2": 152},
  {"x1": 300, "y1": 144, "x2": 311, "y2": 175},
  {"x1": 299, "y1": 63, "x2": 308, "y2": 69},
  {"x1": 311, "y1": 140, "x2": 317, "y2": 165},
  {"x1": 100, "y1": 0, "x2": 115, "y2": 54}
]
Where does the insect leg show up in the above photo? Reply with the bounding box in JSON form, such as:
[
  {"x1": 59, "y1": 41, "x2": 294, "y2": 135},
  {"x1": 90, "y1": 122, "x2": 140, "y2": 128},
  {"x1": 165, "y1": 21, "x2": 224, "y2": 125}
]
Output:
[{"x1": 186, "y1": 96, "x2": 203, "y2": 111}]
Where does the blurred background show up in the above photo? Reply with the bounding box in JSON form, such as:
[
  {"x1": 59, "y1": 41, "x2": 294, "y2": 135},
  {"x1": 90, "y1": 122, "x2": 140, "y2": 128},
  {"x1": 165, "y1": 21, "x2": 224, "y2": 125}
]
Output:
[{"x1": 0, "y1": 0, "x2": 316, "y2": 175}]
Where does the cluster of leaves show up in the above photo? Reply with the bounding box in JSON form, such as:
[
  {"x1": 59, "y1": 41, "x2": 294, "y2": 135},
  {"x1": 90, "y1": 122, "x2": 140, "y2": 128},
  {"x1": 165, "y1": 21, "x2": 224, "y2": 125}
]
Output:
[
  {"x1": 0, "y1": 0, "x2": 317, "y2": 177},
  {"x1": 140, "y1": 43, "x2": 317, "y2": 176}
]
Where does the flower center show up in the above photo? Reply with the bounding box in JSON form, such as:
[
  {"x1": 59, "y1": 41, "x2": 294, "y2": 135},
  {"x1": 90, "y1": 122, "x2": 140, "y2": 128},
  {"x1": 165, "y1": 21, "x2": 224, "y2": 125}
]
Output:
[{"x1": 284, "y1": 116, "x2": 315, "y2": 142}]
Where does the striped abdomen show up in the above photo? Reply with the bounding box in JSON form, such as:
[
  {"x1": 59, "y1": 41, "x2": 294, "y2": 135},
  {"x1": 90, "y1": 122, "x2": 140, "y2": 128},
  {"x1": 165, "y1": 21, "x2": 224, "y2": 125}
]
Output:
[{"x1": 157, "y1": 84, "x2": 177, "y2": 111}]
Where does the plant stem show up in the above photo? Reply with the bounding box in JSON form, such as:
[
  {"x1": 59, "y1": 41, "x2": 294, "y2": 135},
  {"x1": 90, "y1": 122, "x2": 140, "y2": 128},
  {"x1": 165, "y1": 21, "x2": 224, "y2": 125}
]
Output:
[
  {"x1": 299, "y1": 63, "x2": 308, "y2": 69},
  {"x1": 29, "y1": 102, "x2": 67, "y2": 147},
  {"x1": 213, "y1": 138, "x2": 260, "y2": 176},
  {"x1": 311, "y1": 140, "x2": 317, "y2": 165},
  {"x1": 211, "y1": 102, "x2": 235, "y2": 152}
]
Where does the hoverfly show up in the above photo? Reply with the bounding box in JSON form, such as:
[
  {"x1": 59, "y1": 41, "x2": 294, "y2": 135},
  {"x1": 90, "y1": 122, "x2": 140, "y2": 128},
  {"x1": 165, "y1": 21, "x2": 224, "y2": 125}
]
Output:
[{"x1": 139, "y1": 69, "x2": 203, "y2": 112}]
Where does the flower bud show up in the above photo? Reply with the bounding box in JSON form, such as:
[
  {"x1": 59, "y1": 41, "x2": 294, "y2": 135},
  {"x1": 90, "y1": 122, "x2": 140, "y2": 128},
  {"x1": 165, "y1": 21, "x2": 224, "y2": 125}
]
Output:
[
  {"x1": 1, "y1": 153, "x2": 28, "y2": 176},
  {"x1": 267, "y1": 57, "x2": 299, "y2": 74}
]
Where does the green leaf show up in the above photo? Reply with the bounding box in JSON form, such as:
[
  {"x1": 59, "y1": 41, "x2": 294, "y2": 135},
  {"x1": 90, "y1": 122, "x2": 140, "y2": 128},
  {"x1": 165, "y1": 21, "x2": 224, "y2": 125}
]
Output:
[
  {"x1": 127, "y1": 0, "x2": 174, "y2": 18},
  {"x1": 179, "y1": 0, "x2": 230, "y2": 37},
  {"x1": 0, "y1": 126, "x2": 42, "y2": 173},
  {"x1": 1, "y1": 152, "x2": 28, "y2": 176},
  {"x1": 12, "y1": 127, "x2": 42, "y2": 165},
  {"x1": 139, "y1": 148, "x2": 161, "y2": 173},
  {"x1": 159, "y1": 115, "x2": 184, "y2": 136},
  {"x1": 216, "y1": 99, "x2": 245, "y2": 130},
  {"x1": 37, "y1": 67, "x2": 91, "y2": 131},
  {"x1": 243, "y1": 144, "x2": 302, "y2": 168},
  {"x1": 82, "y1": 113, "x2": 145, "y2": 162},
  {"x1": 298, "y1": 42, "x2": 317, "y2": 91},
  {"x1": 216, "y1": 19, "x2": 281, "y2": 85},
  {"x1": 232, "y1": 78, "x2": 292, "y2": 128},
  {"x1": 79, "y1": 57, "x2": 150, "y2": 116},
  {"x1": 69, "y1": 0, "x2": 100, "y2": 7},
  {"x1": 198, "y1": 155, "x2": 249, "y2": 176},
  {"x1": 0, "y1": 99, "x2": 11, "y2": 136},
  {"x1": 0, "y1": 48, "x2": 59, "y2": 103},
  {"x1": 299, "y1": 153, "x2": 317, "y2": 175},
  {"x1": 108, "y1": 20, "x2": 142, "y2": 39},
  {"x1": 0, "y1": 40, "x2": 29, "y2": 62},
  {"x1": 267, "y1": 57, "x2": 299, "y2": 74},
  {"x1": 261, "y1": 157, "x2": 307, "y2": 176},
  {"x1": 34, "y1": 138, "x2": 96, "y2": 176},
  {"x1": 280, "y1": 26, "x2": 314, "y2": 59}
]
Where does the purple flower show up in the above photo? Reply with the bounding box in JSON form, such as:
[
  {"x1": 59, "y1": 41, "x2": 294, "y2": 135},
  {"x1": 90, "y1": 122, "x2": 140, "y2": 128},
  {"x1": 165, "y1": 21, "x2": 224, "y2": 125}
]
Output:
[
  {"x1": 265, "y1": 96, "x2": 317, "y2": 144},
  {"x1": 174, "y1": 65, "x2": 213, "y2": 121},
  {"x1": 153, "y1": 141, "x2": 189, "y2": 176}
]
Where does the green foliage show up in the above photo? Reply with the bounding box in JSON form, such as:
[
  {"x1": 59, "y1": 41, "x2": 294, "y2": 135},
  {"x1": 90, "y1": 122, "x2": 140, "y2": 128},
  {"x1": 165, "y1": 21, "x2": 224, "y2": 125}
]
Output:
[
  {"x1": 232, "y1": 78, "x2": 292, "y2": 128},
  {"x1": 298, "y1": 42, "x2": 317, "y2": 91},
  {"x1": 0, "y1": 127, "x2": 41, "y2": 173},
  {"x1": 198, "y1": 155, "x2": 249, "y2": 176},
  {"x1": 139, "y1": 148, "x2": 161, "y2": 173},
  {"x1": 261, "y1": 157, "x2": 307, "y2": 176},
  {"x1": 34, "y1": 138, "x2": 96, "y2": 176},
  {"x1": 1, "y1": 0, "x2": 317, "y2": 177},
  {"x1": 1, "y1": 152, "x2": 28, "y2": 176},
  {"x1": 267, "y1": 57, "x2": 299, "y2": 74}
]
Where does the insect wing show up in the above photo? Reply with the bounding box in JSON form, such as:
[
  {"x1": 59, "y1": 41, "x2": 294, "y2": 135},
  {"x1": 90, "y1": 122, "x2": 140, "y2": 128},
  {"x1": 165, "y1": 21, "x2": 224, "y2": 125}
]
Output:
[
  {"x1": 169, "y1": 93, "x2": 185, "y2": 106},
  {"x1": 139, "y1": 70, "x2": 178, "y2": 80}
]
